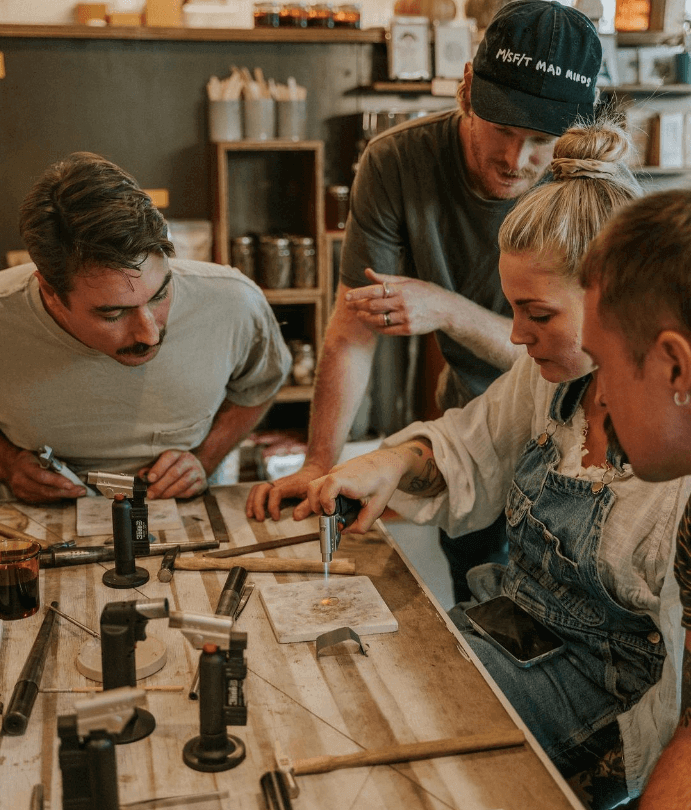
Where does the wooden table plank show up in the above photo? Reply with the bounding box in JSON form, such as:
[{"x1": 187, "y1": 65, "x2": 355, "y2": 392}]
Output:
[{"x1": 0, "y1": 484, "x2": 583, "y2": 809}]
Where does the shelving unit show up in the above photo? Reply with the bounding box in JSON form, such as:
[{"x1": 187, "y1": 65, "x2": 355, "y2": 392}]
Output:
[
  {"x1": 600, "y1": 82, "x2": 691, "y2": 181},
  {"x1": 213, "y1": 140, "x2": 327, "y2": 405}
]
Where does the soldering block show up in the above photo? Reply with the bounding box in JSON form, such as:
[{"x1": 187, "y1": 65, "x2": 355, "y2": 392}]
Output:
[
  {"x1": 259, "y1": 576, "x2": 398, "y2": 644},
  {"x1": 76, "y1": 635, "x2": 167, "y2": 682}
]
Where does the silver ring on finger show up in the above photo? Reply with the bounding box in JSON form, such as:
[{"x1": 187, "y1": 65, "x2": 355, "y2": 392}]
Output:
[
  {"x1": 382, "y1": 281, "x2": 392, "y2": 298},
  {"x1": 383, "y1": 311, "x2": 391, "y2": 327}
]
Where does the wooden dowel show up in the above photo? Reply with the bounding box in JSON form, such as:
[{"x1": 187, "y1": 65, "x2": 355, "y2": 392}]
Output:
[
  {"x1": 42, "y1": 685, "x2": 184, "y2": 693},
  {"x1": 292, "y1": 731, "x2": 526, "y2": 775},
  {"x1": 0, "y1": 522, "x2": 46, "y2": 548},
  {"x1": 203, "y1": 531, "x2": 319, "y2": 558},
  {"x1": 175, "y1": 556, "x2": 355, "y2": 574}
]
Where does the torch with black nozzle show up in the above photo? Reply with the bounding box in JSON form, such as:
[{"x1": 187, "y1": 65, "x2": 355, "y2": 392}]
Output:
[
  {"x1": 87, "y1": 472, "x2": 152, "y2": 588},
  {"x1": 319, "y1": 495, "x2": 361, "y2": 579},
  {"x1": 99, "y1": 598, "x2": 169, "y2": 744},
  {"x1": 58, "y1": 687, "x2": 146, "y2": 810},
  {"x1": 170, "y1": 610, "x2": 248, "y2": 772}
]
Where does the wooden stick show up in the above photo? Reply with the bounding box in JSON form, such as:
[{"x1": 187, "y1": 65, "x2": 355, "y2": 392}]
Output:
[
  {"x1": 292, "y1": 731, "x2": 526, "y2": 775},
  {"x1": 175, "y1": 556, "x2": 355, "y2": 574},
  {"x1": 0, "y1": 522, "x2": 46, "y2": 548},
  {"x1": 203, "y1": 531, "x2": 319, "y2": 558},
  {"x1": 42, "y1": 685, "x2": 184, "y2": 693}
]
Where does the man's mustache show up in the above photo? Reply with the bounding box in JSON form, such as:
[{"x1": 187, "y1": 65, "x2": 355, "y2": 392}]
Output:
[{"x1": 116, "y1": 327, "x2": 167, "y2": 356}]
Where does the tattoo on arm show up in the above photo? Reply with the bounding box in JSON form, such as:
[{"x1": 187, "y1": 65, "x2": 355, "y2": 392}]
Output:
[
  {"x1": 399, "y1": 437, "x2": 446, "y2": 497},
  {"x1": 680, "y1": 647, "x2": 691, "y2": 729},
  {"x1": 567, "y1": 739, "x2": 628, "y2": 810}
]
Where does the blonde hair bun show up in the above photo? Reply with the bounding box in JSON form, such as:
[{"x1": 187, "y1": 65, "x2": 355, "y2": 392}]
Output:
[{"x1": 550, "y1": 120, "x2": 631, "y2": 182}]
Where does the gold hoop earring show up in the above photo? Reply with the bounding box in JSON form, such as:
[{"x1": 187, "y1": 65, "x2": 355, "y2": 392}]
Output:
[{"x1": 674, "y1": 391, "x2": 691, "y2": 407}]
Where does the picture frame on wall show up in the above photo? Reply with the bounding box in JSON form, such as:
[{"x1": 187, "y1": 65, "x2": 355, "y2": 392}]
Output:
[
  {"x1": 597, "y1": 34, "x2": 620, "y2": 86},
  {"x1": 648, "y1": 112, "x2": 685, "y2": 167},
  {"x1": 638, "y1": 45, "x2": 683, "y2": 86}
]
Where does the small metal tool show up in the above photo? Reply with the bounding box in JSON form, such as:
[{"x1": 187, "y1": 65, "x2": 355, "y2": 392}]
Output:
[
  {"x1": 47, "y1": 603, "x2": 99, "y2": 638},
  {"x1": 203, "y1": 489, "x2": 230, "y2": 544},
  {"x1": 235, "y1": 582, "x2": 255, "y2": 619},
  {"x1": 315, "y1": 626, "x2": 367, "y2": 658},
  {"x1": 260, "y1": 771, "x2": 293, "y2": 810},
  {"x1": 37, "y1": 446, "x2": 98, "y2": 496},
  {"x1": 3, "y1": 601, "x2": 59, "y2": 736},
  {"x1": 157, "y1": 545, "x2": 180, "y2": 582},
  {"x1": 120, "y1": 790, "x2": 230, "y2": 809},
  {"x1": 203, "y1": 531, "x2": 319, "y2": 559},
  {"x1": 319, "y1": 495, "x2": 360, "y2": 579},
  {"x1": 188, "y1": 567, "x2": 249, "y2": 701},
  {"x1": 39, "y1": 539, "x2": 219, "y2": 570}
]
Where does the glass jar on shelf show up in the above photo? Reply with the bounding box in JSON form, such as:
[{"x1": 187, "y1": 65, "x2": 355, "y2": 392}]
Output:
[
  {"x1": 230, "y1": 235, "x2": 256, "y2": 281},
  {"x1": 259, "y1": 235, "x2": 292, "y2": 288},
  {"x1": 333, "y1": 4, "x2": 360, "y2": 28},
  {"x1": 280, "y1": 2, "x2": 308, "y2": 26},
  {"x1": 254, "y1": 2, "x2": 281, "y2": 27},
  {"x1": 307, "y1": 3, "x2": 334, "y2": 28},
  {"x1": 325, "y1": 185, "x2": 350, "y2": 230},
  {"x1": 289, "y1": 235, "x2": 316, "y2": 288},
  {"x1": 290, "y1": 341, "x2": 316, "y2": 385}
]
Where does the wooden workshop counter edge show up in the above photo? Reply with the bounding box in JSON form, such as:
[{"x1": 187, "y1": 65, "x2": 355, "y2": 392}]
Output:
[{"x1": 374, "y1": 518, "x2": 586, "y2": 810}]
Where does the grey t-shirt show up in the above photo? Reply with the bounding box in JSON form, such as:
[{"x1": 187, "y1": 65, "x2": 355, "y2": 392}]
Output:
[
  {"x1": 340, "y1": 109, "x2": 516, "y2": 400},
  {"x1": 0, "y1": 259, "x2": 291, "y2": 474}
]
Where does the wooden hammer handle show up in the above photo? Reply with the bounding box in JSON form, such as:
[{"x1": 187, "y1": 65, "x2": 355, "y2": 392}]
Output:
[
  {"x1": 0, "y1": 522, "x2": 47, "y2": 549},
  {"x1": 175, "y1": 556, "x2": 355, "y2": 574},
  {"x1": 292, "y1": 731, "x2": 525, "y2": 775}
]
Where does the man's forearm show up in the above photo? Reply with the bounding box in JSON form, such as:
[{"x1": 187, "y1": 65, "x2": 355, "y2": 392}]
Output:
[
  {"x1": 396, "y1": 437, "x2": 447, "y2": 497},
  {"x1": 640, "y1": 640, "x2": 691, "y2": 809},
  {"x1": 442, "y1": 288, "x2": 523, "y2": 372},
  {"x1": 193, "y1": 398, "x2": 274, "y2": 475},
  {"x1": 640, "y1": 730, "x2": 691, "y2": 809},
  {"x1": 303, "y1": 288, "x2": 378, "y2": 472}
]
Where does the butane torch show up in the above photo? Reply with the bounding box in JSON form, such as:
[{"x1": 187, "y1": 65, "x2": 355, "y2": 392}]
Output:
[{"x1": 319, "y1": 495, "x2": 360, "y2": 580}]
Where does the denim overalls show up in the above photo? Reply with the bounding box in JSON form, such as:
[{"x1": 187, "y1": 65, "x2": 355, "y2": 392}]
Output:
[{"x1": 463, "y1": 374, "x2": 666, "y2": 773}]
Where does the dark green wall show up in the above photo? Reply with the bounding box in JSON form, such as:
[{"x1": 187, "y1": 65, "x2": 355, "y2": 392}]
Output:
[{"x1": 0, "y1": 35, "x2": 378, "y2": 263}]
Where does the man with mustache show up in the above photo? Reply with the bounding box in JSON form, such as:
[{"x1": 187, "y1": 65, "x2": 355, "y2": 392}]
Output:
[
  {"x1": 247, "y1": 0, "x2": 603, "y2": 604},
  {"x1": 0, "y1": 151, "x2": 291, "y2": 502}
]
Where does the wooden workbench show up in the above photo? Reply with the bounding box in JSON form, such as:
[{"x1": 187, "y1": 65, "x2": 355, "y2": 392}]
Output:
[{"x1": 0, "y1": 485, "x2": 583, "y2": 809}]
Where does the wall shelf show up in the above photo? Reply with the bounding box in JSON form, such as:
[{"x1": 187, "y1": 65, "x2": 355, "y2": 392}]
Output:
[
  {"x1": 0, "y1": 22, "x2": 385, "y2": 43},
  {"x1": 601, "y1": 84, "x2": 691, "y2": 95},
  {"x1": 634, "y1": 165, "x2": 691, "y2": 174}
]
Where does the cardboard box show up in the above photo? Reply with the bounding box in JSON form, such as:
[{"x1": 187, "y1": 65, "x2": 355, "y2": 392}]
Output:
[
  {"x1": 145, "y1": 0, "x2": 182, "y2": 27},
  {"x1": 108, "y1": 12, "x2": 144, "y2": 26},
  {"x1": 75, "y1": 3, "x2": 108, "y2": 24},
  {"x1": 648, "y1": 112, "x2": 685, "y2": 167}
]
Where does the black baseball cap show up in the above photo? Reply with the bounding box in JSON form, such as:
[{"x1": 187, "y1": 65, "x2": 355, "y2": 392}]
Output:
[{"x1": 471, "y1": 0, "x2": 602, "y2": 136}]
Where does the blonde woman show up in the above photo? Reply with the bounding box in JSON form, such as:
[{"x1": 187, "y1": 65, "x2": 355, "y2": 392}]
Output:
[{"x1": 298, "y1": 119, "x2": 689, "y2": 808}]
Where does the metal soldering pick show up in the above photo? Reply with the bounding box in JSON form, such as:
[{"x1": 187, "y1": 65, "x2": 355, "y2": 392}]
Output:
[{"x1": 47, "y1": 603, "x2": 100, "y2": 638}]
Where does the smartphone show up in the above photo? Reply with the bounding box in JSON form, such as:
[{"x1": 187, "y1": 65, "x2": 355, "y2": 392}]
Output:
[{"x1": 465, "y1": 595, "x2": 565, "y2": 668}]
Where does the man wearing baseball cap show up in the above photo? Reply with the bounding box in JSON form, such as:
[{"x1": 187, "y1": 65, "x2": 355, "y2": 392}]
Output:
[{"x1": 246, "y1": 1, "x2": 602, "y2": 595}]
